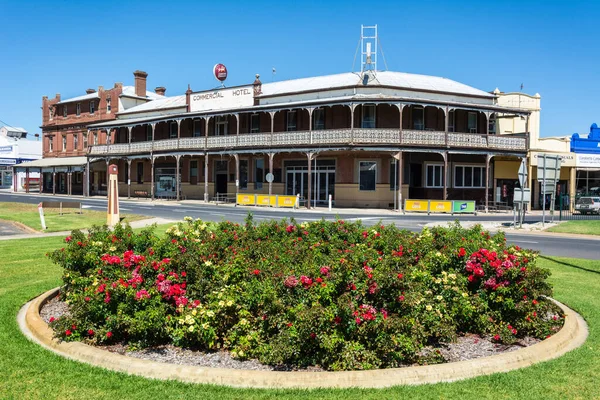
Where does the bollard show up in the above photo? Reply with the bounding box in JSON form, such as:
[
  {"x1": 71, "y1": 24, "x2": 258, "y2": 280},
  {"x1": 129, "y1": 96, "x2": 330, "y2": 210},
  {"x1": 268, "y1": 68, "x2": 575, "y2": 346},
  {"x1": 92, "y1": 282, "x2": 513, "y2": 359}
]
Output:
[
  {"x1": 38, "y1": 202, "x2": 47, "y2": 230},
  {"x1": 328, "y1": 194, "x2": 332, "y2": 211}
]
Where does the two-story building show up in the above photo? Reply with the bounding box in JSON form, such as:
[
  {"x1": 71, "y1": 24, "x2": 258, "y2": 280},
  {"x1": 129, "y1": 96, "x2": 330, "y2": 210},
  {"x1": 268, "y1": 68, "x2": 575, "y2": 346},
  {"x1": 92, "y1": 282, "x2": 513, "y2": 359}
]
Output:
[{"x1": 82, "y1": 69, "x2": 531, "y2": 209}]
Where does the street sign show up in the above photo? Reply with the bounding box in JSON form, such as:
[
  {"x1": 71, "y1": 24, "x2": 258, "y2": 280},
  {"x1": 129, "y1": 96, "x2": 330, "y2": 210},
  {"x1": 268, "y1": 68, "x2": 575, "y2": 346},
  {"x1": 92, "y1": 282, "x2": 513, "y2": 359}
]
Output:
[
  {"x1": 514, "y1": 188, "x2": 531, "y2": 203},
  {"x1": 537, "y1": 154, "x2": 561, "y2": 182},
  {"x1": 266, "y1": 173, "x2": 274, "y2": 183},
  {"x1": 518, "y1": 159, "x2": 527, "y2": 188}
]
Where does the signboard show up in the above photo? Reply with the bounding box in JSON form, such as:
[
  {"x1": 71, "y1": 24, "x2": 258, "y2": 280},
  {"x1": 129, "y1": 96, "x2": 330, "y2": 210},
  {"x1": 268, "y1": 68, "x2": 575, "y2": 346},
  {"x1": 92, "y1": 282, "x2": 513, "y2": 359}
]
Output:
[
  {"x1": 429, "y1": 200, "x2": 452, "y2": 213},
  {"x1": 404, "y1": 200, "x2": 429, "y2": 213},
  {"x1": 513, "y1": 188, "x2": 531, "y2": 203},
  {"x1": 213, "y1": 64, "x2": 228, "y2": 82},
  {"x1": 576, "y1": 153, "x2": 600, "y2": 169},
  {"x1": 266, "y1": 173, "x2": 274, "y2": 183},
  {"x1": 452, "y1": 201, "x2": 476, "y2": 214},
  {"x1": 537, "y1": 154, "x2": 562, "y2": 182},
  {"x1": 256, "y1": 195, "x2": 275, "y2": 206},
  {"x1": 236, "y1": 194, "x2": 256, "y2": 206},
  {"x1": 0, "y1": 146, "x2": 13, "y2": 154},
  {"x1": 518, "y1": 159, "x2": 527, "y2": 188},
  {"x1": 189, "y1": 85, "x2": 254, "y2": 113},
  {"x1": 277, "y1": 195, "x2": 297, "y2": 208},
  {"x1": 531, "y1": 151, "x2": 575, "y2": 167},
  {"x1": 0, "y1": 158, "x2": 16, "y2": 165}
]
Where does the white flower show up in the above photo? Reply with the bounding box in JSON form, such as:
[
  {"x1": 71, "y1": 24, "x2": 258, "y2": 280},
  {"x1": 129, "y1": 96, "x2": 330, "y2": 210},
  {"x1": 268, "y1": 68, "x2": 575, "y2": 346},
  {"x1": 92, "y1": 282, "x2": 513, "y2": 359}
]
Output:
[
  {"x1": 109, "y1": 246, "x2": 116, "y2": 252},
  {"x1": 188, "y1": 326, "x2": 195, "y2": 332},
  {"x1": 184, "y1": 216, "x2": 193, "y2": 222},
  {"x1": 426, "y1": 305, "x2": 433, "y2": 311},
  {"x1": 436, "y1": 295, "x2": 443, "y2": 301},
  {"x1": 204, "y1": 261, "x2": 213, "y2": 266}
]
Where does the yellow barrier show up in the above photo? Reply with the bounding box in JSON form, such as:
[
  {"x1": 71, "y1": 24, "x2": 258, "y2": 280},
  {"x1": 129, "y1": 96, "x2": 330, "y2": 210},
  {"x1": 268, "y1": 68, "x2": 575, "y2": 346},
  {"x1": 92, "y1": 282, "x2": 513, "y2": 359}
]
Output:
[
  {"x1": 429, "y1": 200, "x2": 452, "y2": 213},
  {"x1": 256, "y1": 195, "x2": 276, "y2": 206},
  {"x1": 236, "y1": 194, "x2": 256, "y2": 206},
  {"x1": 404, "y1": 199, "x2": 429, "y2": 213},
  {"x1": 277, "y1": 195, "x2": 297, "y2": 208}
]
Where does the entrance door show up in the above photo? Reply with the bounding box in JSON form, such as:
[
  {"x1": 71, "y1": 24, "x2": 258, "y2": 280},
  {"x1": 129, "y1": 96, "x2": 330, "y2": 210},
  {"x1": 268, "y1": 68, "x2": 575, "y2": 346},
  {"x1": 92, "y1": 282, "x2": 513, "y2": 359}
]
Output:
[
  {"x1": 285, "y1": 160, "x2": 335, "y2": 204},
  {"x1": 215, "y1": 160, "x2": 228, "y2": 195}
]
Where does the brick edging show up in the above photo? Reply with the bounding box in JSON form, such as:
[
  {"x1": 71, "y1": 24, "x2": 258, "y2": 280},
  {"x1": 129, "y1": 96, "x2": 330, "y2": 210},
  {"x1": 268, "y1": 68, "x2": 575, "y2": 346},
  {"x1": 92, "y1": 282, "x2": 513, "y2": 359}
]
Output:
[{"x1": 18, "y1": 287, "x2": 588, "y2": 389}]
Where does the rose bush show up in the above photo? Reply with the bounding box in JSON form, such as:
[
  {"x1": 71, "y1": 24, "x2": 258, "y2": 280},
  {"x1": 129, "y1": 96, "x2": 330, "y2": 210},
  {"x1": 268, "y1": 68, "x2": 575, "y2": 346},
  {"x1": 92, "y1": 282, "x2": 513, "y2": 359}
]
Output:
[{"x1": 47, "y1": 216, "x2": 563, "y2": 370}]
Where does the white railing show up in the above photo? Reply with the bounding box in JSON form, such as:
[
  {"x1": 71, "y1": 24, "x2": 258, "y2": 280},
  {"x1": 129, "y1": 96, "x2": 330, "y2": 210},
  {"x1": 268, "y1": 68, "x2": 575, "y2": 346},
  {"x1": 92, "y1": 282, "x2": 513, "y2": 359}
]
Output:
[
  {"x1": 401, "y1": 130, "x2": 446, "y2": 146},
  {"x1": 87, "y1": 129, "x2": 528, "y2": 155}
]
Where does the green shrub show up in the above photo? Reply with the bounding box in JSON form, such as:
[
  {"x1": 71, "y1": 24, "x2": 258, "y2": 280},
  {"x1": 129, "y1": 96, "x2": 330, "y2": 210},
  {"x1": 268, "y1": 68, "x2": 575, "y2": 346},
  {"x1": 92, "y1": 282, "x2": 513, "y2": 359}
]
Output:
[{"x1": 47, "y1": 218, "x2": 563, "y2": 370}]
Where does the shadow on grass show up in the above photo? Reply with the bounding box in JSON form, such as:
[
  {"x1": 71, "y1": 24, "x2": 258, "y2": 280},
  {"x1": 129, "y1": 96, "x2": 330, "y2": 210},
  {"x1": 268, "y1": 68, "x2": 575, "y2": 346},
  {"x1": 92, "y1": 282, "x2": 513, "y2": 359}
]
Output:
[{"x1": 540, "y1": 255, "x2": 600, "y2": 276}]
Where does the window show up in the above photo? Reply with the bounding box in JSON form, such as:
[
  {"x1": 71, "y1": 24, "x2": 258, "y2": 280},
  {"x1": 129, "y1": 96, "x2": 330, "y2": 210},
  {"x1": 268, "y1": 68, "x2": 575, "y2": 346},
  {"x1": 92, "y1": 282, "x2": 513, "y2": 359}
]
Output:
[
  {"x1": 488, "y1": 114, "x2": 496, "y2": 134},
  {"x1": 83, "y1": 133, "x2": 88, "y2": 148},
  {"x1": 137, "y1": 162, "x2": 144, "y2": 184},
  {"x1": 169, "y1": 122, "x2": 178, "y2": 138},
  {"x1": 454, "y1": 165, "x2": 485, "y2": 188},
  {"x1": 106, "y1": 96, "x2": 111, "y2": 113},
  {"x1": 254, "y1": 158, "x2": 264, "y2": 189},
  {"x1": 48, "y1": 137, "x2": 53, "y2": 152},
  {"x1": 93, "y1": 132, "x2": 98, "y2": 145},
  {"x1": 76, "y1": 103, "x2": 81, "y2": 116},
  {"x1": 62, "y1": 135, "x2": 67, "y2": 151},
  {"x1": 412, "y1": 107, "x2": 424, "y2": 130},
  {"x1": 215, "y1": 116, "x2": 228, "y2": 135},
  {"x1": 73, "y1": 134, "x2": 79, "y2": 150},
  {"x1": 63, "y1": 105, "x2": 67, "y2": 118},
  {"x1": 448, "y1": 110, "x2": 455, "y2": 132},
  {"x1": 250, "y1": 114, "x2": 260, "y2": 133},
  {"x1": 468, "y1": 112, "x2": 477, "y2": 133},
  {"x1": 286, "y1": 111, "x2": 297, "y2": 131},
  {"x1": 239, "y1": 159, "x2": 248, "y2": 189},
  {"x1": 313, "y1": 108, "x2": 325, "y2": 130},
  {"x1": 146, "y1": 126, "x2": 153, "y2": 141},
  {"x1": 425, "y1": 164, "x2": 444, "y2": 188},
  {"x1": 389, "y1": 159, "x2": 400, "y2": 191},
  {"x1": 89, "y1": 100, "x2": 95, "y2": 114},
  {"x1": 190, "y1": 160, "x2": 198, "y2": 184},
  {"x1": 361, "y1": 104, "x2": 376, "y2": 128},
  {"x1": 359, "y1": 161, "x2": 377, "y2": 191},
  {"x1": 193, "y1": 120, "x2": 202, "y2": 137}
]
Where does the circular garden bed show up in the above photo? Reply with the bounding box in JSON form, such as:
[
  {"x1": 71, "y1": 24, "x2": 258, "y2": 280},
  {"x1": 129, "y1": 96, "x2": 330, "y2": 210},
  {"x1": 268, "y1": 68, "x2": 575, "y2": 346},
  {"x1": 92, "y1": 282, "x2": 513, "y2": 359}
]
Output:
[{"x1": 45, "y1": 216, "x2": 564, "y2": 372}]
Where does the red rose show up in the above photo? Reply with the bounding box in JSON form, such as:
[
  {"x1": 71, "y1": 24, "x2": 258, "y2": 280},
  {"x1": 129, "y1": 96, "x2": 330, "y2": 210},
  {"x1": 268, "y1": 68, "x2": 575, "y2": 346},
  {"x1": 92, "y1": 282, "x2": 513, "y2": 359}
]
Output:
[
  {"x1": 88, "y1": 329, "x2": 95, "y2": 336},
  {"x1": 65, "y1": 236, "x2": 72, "y2": 243},
  {"x1": 252, "y1": 269, "x2": 260, "y2": 275},
  {"x1": 397, "y1": 273, "x2": 403, "y2": 279},
  {"x1": 106, "y1": 331, "x2": 113, "y2": 338},
  {"x1": 493, "y1": 334, "x2": 500, "y2": 341},
  {"x1": 49, "y1": 317, "x2": 55, "y2": 323},
  {"x1": 458, "y1": 247, "x2": 466, "y2": 257},
  {"x1": 398, "y1": 295, "x2": 405, "y2": 301},
  {"x1": 65, "y1": 330, "x2": 72, "y2": 336}
]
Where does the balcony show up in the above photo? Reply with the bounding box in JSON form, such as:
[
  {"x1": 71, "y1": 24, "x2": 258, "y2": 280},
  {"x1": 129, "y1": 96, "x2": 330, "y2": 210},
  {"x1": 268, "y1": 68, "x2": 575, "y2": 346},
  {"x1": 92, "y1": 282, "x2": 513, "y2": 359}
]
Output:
[{"x1": 88, "y1": 128, "x2": 527, "y2": 156}]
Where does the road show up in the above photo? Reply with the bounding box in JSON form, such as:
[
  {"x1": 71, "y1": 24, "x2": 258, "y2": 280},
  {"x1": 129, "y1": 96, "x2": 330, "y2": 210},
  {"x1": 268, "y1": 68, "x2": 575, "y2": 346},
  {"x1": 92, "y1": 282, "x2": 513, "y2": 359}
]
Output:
[{"x1": 1, "y1": 192, "x2": 598, "y2": 260}]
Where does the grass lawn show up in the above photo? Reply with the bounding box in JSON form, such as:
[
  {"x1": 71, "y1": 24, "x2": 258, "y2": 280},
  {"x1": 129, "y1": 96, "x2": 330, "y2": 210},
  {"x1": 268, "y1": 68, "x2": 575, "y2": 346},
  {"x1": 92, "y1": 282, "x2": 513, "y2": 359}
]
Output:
[
  {"x1": 547, "y1": 220, "x2": 600, "y2": 236},
  {"x1": 0, "y1": 230, "x2": 598, "y2": 399},
  {"x1": 0, "y1": 202, "x2": 146, "y2": 232}
]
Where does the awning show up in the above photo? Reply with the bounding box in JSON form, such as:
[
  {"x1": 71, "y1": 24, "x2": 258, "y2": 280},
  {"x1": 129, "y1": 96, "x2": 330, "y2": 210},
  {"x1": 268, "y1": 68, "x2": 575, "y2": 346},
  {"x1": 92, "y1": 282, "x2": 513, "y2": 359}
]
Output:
[{"x1": 13, "y1": 156, "x2": 87, "y2": 172}]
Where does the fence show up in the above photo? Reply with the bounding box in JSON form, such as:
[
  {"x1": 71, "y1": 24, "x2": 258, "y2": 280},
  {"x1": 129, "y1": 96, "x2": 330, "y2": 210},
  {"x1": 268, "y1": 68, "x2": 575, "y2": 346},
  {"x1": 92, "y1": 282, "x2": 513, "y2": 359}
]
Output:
[{"x1": 558, "y1": 195, "x2": 600, "y2": 220}]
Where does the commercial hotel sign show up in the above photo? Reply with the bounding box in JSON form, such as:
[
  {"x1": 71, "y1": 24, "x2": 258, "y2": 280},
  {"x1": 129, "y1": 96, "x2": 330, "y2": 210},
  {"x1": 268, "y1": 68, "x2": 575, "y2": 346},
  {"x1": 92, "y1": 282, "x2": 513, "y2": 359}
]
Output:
[{"x1": 190, "y1": 85, "x2": 254, "y2": 112}]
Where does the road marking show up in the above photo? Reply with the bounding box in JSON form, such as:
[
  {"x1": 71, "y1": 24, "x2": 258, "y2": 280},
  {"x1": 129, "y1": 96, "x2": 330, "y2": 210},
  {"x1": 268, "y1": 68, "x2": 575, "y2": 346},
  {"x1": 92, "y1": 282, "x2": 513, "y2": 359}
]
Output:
[
  {"x1": 511, "y1": 240, "x2": 539, "y2": 244},
  {"x1": 138, "y1": 206, "x2": 153, "y2": 209}
]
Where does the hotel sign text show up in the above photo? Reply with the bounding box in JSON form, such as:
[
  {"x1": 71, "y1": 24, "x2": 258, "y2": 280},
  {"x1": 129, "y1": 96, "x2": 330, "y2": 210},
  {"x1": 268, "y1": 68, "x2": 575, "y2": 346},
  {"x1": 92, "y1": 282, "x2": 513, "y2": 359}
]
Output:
[{"x1": 190, "y1": 86, "x2": 254, "y2": 113}]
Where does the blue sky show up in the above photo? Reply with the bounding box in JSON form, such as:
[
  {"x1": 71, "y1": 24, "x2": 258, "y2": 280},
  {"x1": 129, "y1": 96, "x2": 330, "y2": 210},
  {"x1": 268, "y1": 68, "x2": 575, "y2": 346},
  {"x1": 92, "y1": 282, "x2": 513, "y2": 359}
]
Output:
[{"x1": 0, "y1": 0, "x2": 598, "y2": 139}]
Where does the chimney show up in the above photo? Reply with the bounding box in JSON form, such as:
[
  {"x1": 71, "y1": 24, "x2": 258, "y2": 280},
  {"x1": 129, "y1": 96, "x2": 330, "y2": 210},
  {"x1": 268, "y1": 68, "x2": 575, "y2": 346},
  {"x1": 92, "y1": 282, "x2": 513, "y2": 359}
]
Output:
[
  {"x1": 86, "y1": 88, "x2": 96, "y2": 94},
  {"x1": 133, "y1": 70, "x2": 148, "y2": 97},
  {"x1": 185, "y1": 84, "x2": 193, "y2": 112},
  {"x1": 154, "y1": 86, "x2": 166, "y2": 96},
  {"x1": 253, "y1": 74, "x2": 262, "y2": 105}
]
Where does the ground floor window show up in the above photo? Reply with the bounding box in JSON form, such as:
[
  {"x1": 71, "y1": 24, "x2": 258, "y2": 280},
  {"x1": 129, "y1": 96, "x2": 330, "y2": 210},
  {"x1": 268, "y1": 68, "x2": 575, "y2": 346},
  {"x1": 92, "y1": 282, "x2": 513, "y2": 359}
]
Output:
[
  {"x1": 239, "y1": 159, "x2": 248, "y2": 189},
  {"x1": 425, "y1": 164, "x2": 444, "y2": 188},
  {"x1": 254, "y1": 158, "x2": 264, "y2": 189},
  {"x1": 137, "y1": 162, "x2": 144, "y2": 184},
  {"x1": 190, "y1": 160, "x2": 198, "y2": 185},
  {"x1": 359, "y1": 161, "x2": 377, "y2": 191},
  {"x1": 454, "y1": 165, "x2": 485, "y2": 188}
]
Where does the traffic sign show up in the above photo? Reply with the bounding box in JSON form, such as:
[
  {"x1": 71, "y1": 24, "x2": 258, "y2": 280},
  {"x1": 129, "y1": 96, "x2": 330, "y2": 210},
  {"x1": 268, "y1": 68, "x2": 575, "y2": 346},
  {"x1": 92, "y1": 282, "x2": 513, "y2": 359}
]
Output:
[
  {"x1": 266, "y1": 173, "x2": 274, "y2": 183},
  {"x1": 518, "y1": 159, "x2": 527, "y2": 188}
]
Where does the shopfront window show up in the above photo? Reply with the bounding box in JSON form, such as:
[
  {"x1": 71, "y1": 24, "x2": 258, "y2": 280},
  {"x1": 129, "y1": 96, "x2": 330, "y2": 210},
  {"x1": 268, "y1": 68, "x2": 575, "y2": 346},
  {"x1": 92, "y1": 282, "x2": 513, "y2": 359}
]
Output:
[
  {"x1": 254, "y1": 158, "x2": 264, "y2": 189},
  {"x1": 359, "y1": 161, "x2": 377, "y2": 191},
  {"x1": 425, "y1": 164, "x2": 444, "y2": 188},
  {"x1": 239, "y1": 159, "x2": 248, "y2": 189}
]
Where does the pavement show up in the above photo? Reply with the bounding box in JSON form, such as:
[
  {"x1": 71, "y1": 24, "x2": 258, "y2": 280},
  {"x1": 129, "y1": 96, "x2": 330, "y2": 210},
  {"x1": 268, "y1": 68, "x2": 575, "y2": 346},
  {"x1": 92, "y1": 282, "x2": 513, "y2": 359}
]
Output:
[{"x1": 1, "y1": 190, "x2": 599, "y2": 259}]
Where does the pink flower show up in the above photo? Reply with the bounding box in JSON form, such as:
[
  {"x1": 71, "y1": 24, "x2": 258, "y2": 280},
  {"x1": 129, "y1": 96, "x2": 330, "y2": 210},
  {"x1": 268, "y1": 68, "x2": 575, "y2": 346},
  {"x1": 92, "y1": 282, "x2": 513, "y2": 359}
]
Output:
[
  {"x1": 284, "y1": 276, "x2": 298, "y2": 288},
  {"x1": 49, "y1": 317, "x2": 55, "y2": 323},
  {"x1": 300, "y1": 275, "x2": 313, "y2": 288},
  {"x1": 87, "y1": 329, "x2": 95, "y2": 336},
  {"x1": 493, "y1": 334, "x2": 500, "y2": 341},
  {"x1": 320, "y1": 266, "x2": 330, "y2": 276},
  {"x1": 286, "y1": 225, "x2": 294, "y2": 233},
  {"x1": 65, "y1": 329, "x2": 72, "y2": 336},
  {"x1": 65, "y1": 236, "x2": 72, "y2": 243}
]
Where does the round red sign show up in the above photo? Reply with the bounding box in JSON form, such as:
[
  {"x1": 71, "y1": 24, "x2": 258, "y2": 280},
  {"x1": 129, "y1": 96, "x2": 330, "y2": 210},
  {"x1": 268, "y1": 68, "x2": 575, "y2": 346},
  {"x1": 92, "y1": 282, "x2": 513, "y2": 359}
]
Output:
[{"x1": 213, "y1": 64, "x2": 228, "y2": 82}]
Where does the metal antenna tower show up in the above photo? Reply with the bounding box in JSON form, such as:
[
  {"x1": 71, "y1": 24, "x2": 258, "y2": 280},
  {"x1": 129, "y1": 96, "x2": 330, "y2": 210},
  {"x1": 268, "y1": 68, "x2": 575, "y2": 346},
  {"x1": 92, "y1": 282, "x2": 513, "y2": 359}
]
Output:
[{"x1": 360, "y1": 24, "x2": 378, "y2": 73}]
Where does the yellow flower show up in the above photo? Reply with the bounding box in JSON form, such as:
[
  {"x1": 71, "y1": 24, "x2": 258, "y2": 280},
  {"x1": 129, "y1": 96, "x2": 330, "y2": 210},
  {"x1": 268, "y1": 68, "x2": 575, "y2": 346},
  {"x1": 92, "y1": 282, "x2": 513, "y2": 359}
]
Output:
[
  {"x1": 226, "y1": 300, "x2": 233, "y2": 307},
  {"x1": 426, "y1": 305, "x2": 433, "y2": 311},
  {"x1": 192, "y1": 309, "x2": 197, "y2": 316},
  {"x1": 218, "y1": 300, "x2": 225, "y2": 307},
  {"x1": 109, "y1": 246, "x2": 116, "y2": 252},
  {"x1": 188, "y1": 325, "x2": 195, "y2": 332},
  {"x1": 462, "y1": 292, "x2": 469, "y2": 297},
  {"x1": 436, "y1": 295, "x2": 443, "y2": 301},
  {"x1": 204, "y1": 261, "x2": 213, "y2": 266}
]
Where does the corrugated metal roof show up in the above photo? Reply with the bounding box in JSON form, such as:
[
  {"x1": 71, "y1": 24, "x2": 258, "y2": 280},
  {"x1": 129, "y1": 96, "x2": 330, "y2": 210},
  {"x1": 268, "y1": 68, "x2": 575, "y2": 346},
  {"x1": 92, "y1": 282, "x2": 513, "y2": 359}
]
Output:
[
  {"x1": 57, "y1": 92, "x2": 100, "y2": 104},
  {"x1": 118, "y1": 95, "x2": 187, "y2": 116},
  {"x1": 1, "y1": 126, "x2": 27, "y2": 133},
  {"x1": 14, "y1": 156, "x2": 87, "y2": 168},
  {"x1": 260, "y1": 71, "x2": 494, "y2": 98},
  {"x1": 58, "y1": 86, "x2": 163, "y2": 104}
]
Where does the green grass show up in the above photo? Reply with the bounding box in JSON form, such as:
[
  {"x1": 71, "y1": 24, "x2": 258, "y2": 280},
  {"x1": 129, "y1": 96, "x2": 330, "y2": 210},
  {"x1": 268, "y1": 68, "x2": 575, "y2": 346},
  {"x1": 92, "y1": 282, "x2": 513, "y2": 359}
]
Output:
[
  {"x1": 547, "y1": 220, "x2": 600, "y2": 236},
  {"x1": 0, "y1": 231, "x2": 599, "y2": 399},
  {"x1": 0, "y1": 202, "x2": 146, "y2": 232}
]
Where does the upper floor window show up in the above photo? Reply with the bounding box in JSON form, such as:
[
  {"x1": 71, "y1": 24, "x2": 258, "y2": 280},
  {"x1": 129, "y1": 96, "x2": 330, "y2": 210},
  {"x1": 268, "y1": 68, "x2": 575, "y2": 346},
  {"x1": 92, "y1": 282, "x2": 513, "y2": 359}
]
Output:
[
  {"x1": 63, "y1": 105, "x2": 67, "y2": 118},
  {"x1": 76, "y1": 103, "x2": 81, "y2": 116},
  {"x1": 286, "y1": 110, "x2": 297, "y2": 131},
  {"x1": 193, "y1": 120, "x2": 202, "y2": 137},
  {"x1": 250, "y1": 114, "x2": 260, "y2": 133},
  {"x1": 83, "y1": 133, "x2": 88, "y2": 148},
  {"x1": 361, "y1": 104, "x2": 376, "y2": 128},
  {"x1": 488, "y1": 114, "x2": 496, "y2": 134},
  {"x1": 146, "y1": 125, "x2": 153, "y2": 141},
  {"x1": 215, "y1": 116, "x2": 228, "y2": 135},
  {"x1": 412, "y1": 106, "x2": 424, "y2": 130},
  {"x1": 448, "y1": 110, "x2": 455, "y2": 132},
  {"x1": 313, "y1": 108, "x2": 325, "y2": 130},
  {"x1": 93, "y1": 132, "x2": 98, "y2": 145},
  {"x1": 48, "y1": 137, "x2": 53, "y2": 152},
  {"x1": 169, "y1": 122, "x2": 178, "y2": 138},
  {"x1": 62, "y1": 135, "x2": 67, "y2": 151},
  {"x1": 89, "y1": 100, "x2": 95, "y2": 114},
  {"x1": 73, "y1": 134, "x2": 79, "y2": 150},
  {"x1": 106, "y1": 96, "x2": 111, "y2": 113},
  {"x1": 468, "y1": 112, "x2": 477, "y2": 133}
]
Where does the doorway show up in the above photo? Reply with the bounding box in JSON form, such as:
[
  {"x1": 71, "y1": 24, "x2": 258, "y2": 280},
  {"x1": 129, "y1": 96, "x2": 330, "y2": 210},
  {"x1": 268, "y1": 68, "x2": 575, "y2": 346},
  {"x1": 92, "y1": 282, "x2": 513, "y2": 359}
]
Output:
[
  {"x1": 215, "y1": 160, "x2": 228, "y2": 194},
  {"x1": 284, "y1": 160, "x2": 335, "y2": 204}
]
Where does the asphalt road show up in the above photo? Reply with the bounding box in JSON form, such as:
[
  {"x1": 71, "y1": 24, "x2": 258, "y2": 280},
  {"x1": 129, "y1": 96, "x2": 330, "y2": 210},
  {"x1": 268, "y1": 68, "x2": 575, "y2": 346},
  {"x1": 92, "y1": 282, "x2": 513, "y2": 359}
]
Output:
[{"x1": 1, "y1": 192, "x2": 598, "y2": 260}]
